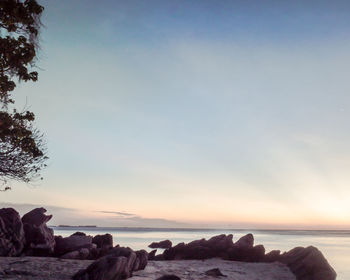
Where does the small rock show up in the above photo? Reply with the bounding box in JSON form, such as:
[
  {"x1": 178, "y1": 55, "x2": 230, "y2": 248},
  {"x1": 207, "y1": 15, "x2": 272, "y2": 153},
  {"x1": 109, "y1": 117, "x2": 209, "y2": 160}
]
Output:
[
  {"x1": 79, "y1": 247, "x2": 90, "y2": 259},
  {"x1": 148, "y1": 239, "x2": 172, "y2": 249},
  {"x1": 205, "y1": 268, "x2": 227, "y2": 277},
  {"x1": 60, "y1": 250, "x2": 80, "y2": 259},
  {"x1": 148, "y1": 249, "x2": 157, "y2": 260},
  {"x1": 156, "y1": 275, "x2": 181, "y2": 280}
]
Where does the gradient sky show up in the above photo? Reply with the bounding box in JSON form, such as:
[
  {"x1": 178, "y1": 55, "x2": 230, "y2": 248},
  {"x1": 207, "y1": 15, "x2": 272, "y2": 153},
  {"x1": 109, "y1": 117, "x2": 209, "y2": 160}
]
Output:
[{"x1": 1, "y1": 0, "x2": 350, "y2": 229}]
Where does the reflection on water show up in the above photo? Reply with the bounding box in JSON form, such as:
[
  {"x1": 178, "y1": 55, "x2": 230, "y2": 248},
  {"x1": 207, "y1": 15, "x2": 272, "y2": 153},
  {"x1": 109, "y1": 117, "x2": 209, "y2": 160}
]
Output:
[{"x1": 53, "y1": 227, "x2": 350, "y2": 280}]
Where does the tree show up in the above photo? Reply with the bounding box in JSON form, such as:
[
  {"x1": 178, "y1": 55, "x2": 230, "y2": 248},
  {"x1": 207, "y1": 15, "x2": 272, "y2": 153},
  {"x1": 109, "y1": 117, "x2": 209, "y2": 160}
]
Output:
[{"x1": 0, "y1": 0, "x2": 47, "y2": 188}]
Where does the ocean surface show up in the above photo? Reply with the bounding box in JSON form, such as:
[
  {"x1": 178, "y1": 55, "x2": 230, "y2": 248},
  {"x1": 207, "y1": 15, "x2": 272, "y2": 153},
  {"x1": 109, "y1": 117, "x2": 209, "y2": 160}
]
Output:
[{"x1": 53, "y1": 227, "x2": 350, "y2": 280}]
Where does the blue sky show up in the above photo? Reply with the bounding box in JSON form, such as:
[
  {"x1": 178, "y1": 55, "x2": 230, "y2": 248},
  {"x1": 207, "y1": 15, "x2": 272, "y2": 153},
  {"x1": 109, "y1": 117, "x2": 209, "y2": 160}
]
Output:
[{"x1": 1, "y1": 0, "x2": 350, "y2": 228}]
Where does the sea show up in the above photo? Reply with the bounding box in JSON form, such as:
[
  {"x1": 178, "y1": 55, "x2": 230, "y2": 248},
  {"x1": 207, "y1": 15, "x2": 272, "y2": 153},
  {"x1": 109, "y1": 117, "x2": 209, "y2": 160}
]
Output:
[{"x1": 53, "y1": 227, "x2": 350, "y2": 280}]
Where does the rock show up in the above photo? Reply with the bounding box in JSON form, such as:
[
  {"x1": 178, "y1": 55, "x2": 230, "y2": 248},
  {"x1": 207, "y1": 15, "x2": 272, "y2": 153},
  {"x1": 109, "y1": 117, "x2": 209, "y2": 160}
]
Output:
[
  {"x1": 21, "y1": 208, "x2": 55, "y2": 256},
  {"x1": 279, "y1": 246, "x2": 337, "y2": 280},
  {"x1": 148, "y1": 239, "x2": 172, "y2": 249},
  {"x1": 235, "y1": 233, "x2": 254, "y2": 249},
  {"x1": 156, "y1": 275, "x2": 181, "y2": 280},
  {"x1": 264, "y1": 250, "x2": 281, "y2": 262},
  {"x1": 73, "y1": 246, "x2": 147, "y2": 280},
  {"x1": 72, "y1": 232, "x2": 86, "y2": 236},
  {"x1": 161, "y1": 235, "x2": 235, "y2": 261},
  {"x1": 54, "y1": 233, "x2": 93, "y2": 256},
  {"x1": 154, "y1": 254, "x2": 165, "y2": 261},
  {"x1": 135, "y1": 249, "x2": 148, "y2": 270},
  {"x1": 205, "y1": 268, "x2": 227, "y2": 277},
  {"x1": 0, "y1": 208, "x2": 25, "y2": 256},
  {"x1": 79, "y1": 248, "x2": 90, "y2": 259},
  {"x1": 61, "y1": 250, "x2": 80, "y2": 259},
  {"x1": 226, "y1": 244, "x2": 265, "y2": 262},
  {"x1": 60, "y1": 247, "x2": 91, "y2": 260},
  {"x1": 148, "y1": 249, "x2": 157, "y2": 260},
  {"x1": 207, "y1": 234, "x2": 234, "y2": 251},
  {"x1": 92, "y1": 233, "x2": 113, "y2": 248},
  {"x1": 21, "y1": 207, "x2": 52, "y2": 226},
  {"x1": 107, "y1": 246, "x2": 137, "y2": 274},
  {"x1": 73, "y1": 256, "x2": 129, "y2": 280},
  {"x1": 163, "y1": 241, "x2": 213, "y2": 260}
]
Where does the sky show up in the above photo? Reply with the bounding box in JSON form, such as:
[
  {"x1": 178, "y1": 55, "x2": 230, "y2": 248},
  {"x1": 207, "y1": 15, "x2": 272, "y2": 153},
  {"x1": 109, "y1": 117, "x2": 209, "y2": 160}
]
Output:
[{"x1": 1, "y1": 0, "x2": 350, "y2": 229}]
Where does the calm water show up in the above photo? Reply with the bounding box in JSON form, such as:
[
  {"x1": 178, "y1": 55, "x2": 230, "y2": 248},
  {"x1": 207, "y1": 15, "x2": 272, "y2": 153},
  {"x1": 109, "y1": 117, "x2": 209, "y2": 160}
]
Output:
[{"x1": 53, "y1": 227, "x2": 350, "y2": 280}]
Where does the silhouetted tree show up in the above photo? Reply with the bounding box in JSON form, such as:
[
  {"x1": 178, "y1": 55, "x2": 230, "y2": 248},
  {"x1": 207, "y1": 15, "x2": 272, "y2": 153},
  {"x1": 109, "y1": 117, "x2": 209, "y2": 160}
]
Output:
[{"x1": 0, "y1": 0, "x2": 47, "y2": 188}]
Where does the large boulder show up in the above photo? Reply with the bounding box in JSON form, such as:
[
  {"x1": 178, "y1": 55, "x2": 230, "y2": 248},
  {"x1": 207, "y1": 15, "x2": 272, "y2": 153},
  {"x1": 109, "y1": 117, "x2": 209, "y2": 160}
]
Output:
[
  {"x1": 106, "y1": 246, "x2": 137, "y2": 274},
  {"x1": 0, "y1": 208, "x2": 25, "y2": 256},
  {"x1": 21, "y1": 208, "x2": 55, "y2": 256},
  {"x1": 92, "y1": 233, "x2": 113, "y2": 248},
  {"x1": 224, "y1": 233, "x2": 265, "y2": 262},
  {"x1": 73, "y1": 256, "x2": 129, "y2": 280},
  {"x1": 148, "y1": 239, "x2": 172, "y2": 249},
  {"x1": 279, "y1": 246, "x2": 337, "y2": 280},
  {"x1": 235, "y1": 233, "x2": 254, "y2": 249},
  {"x1": 207, "y1": 234, "x2": 234, "y2": 251},
  {"x1": 54, "y1": 232, "x2": 93, "y2": 256},
  {"x1": 134, "y1": 250, "x2": 148, "y2": 271},
  {"x1": 73, "y1": 246, "x2": 148, "y2": 280}
]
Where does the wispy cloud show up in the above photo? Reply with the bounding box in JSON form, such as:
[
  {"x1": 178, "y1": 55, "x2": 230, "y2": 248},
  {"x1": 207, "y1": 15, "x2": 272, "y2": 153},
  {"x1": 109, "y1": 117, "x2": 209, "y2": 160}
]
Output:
[{"x1": 97, "y1": 210, "x2": 136, "y2": 217}]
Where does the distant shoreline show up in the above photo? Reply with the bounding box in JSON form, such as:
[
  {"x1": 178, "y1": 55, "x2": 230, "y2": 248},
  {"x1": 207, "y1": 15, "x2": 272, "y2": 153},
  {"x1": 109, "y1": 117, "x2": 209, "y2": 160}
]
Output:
[{"x1": 50, "y1": 226, "x2": 350, "y2": 235}]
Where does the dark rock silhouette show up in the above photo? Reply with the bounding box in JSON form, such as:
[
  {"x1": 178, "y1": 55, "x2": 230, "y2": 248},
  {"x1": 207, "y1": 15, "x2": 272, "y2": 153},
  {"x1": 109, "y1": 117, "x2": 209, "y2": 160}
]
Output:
[
  {"x1": 54, "y1": 232, "x2": 93, "y2": 256},
  {"x1": 60, "y1": 247, "x2": 91, "y2": 260},
  {"x1": 134, "y1": 249, "x2": 148, "y2": 270},
  {"x1": 156, "y1": 275, "x2": 181, "y2": 280},
  {"x1": 92, "y1": 233, "x2": 113, "y2": 249},
  {"x1": 73, "y1": 255, "x2": 129, "y2": 280},
  {"x1": 60, "y1": 250, "x2": 80, "y2": 259},
  {"x1": 235, "y1": 233, "x2": 254, "y2": 249},
  {"x1": 149, "y1": 239, "x2": 172, "y2": 249},
  {"x1": 0, "y1": 208, "x2": 25, "y2": 256},
  {"x1": 205, "y1": 268, "x2": 227, "y2": 277},
  {"x1": 264, "y1": 250, "x2": 281, "y2": 262},
  {"x1": 279, "y1": 246, "x2": 336, "y2": 280},
  {"x1": 159, "y1": 234, "x2": 265, "y2": 262},
  {"x1": 73, "y1": 246, "x2": 149, "y2": 280},
  {"x1": 148, "y1": 249, "x2": 157, "y2": 260},
  {"x1": 21, "y1": 208, "x2": 55, "y2": 256}
]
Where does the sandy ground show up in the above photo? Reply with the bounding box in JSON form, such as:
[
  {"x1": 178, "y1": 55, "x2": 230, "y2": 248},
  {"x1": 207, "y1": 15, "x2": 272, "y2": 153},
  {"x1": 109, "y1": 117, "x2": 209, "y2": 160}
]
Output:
[
  {"x1": 132, "y1": 258, "x2": 296, "y2": 280},
  {"x1": 0, "y1": 257, "x2": 296, "y2": 280}
]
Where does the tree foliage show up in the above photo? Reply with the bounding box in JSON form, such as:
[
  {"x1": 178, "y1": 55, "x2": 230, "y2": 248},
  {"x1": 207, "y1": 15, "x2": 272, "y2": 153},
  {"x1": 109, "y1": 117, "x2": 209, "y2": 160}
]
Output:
[{"x1": 0, "y1": 0, "x2": 47, "y2": 188}]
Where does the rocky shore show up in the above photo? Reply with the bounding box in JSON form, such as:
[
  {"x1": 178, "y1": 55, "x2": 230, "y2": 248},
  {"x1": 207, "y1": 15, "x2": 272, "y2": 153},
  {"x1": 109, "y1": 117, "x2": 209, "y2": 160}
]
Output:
[
  {"x1": 0, "y1": 207, "x2": 337, "y2": 280},
  {"x1": 0, "y1": 257, "x2": 296, "y2": 280}
]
